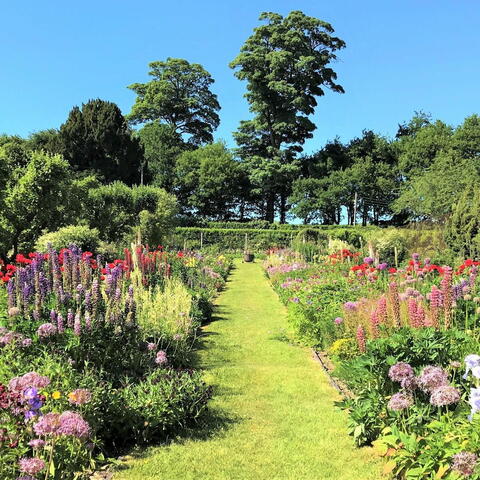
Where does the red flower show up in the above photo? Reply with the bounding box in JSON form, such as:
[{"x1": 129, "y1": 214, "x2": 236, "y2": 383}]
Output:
[{"x1": 388, "y1": 268, "x2": 397, "y2": 274}]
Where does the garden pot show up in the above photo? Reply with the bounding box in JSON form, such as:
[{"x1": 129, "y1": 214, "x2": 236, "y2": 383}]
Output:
[{"x1": 244, "y1": 253, "x2": 254, "y2": 262}]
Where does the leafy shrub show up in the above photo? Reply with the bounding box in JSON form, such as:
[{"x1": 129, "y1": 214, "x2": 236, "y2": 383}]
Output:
[{"x1": 35, "y1": 225, "x2": 100, "y2": 252}]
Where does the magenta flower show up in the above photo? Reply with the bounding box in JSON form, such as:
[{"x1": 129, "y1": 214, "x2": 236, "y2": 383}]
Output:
[
  {"x1": 334, "y1": 317, "x2": 343, "y2": 325},
  {"x1": 28, "y1": 438, "x2": 46, "y2": 448},
  {"x1": 57, "y1": 411, "x2": 91, "y2": 438},
  {"x1": 417, "y1": 366, "x2": 449, "y2": 393},
  {"x1": 8, "y1": 372, "x2": 50, "y2": 394}
]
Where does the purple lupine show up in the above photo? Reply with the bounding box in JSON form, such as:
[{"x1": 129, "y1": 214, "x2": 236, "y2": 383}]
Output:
[
  {"x1": 85, "y1": 312, "x2": 91, "y2": 330},
  {"x1": 74, "y1": 312, "x2": 81, "y2": 336},
  {"x1": 50, "y1": 309, "x2": 57, "y2": 324},
  {"x1": 7, "y1": 278, "x2": 15, "y2": 309},
  {"x1": 67, "y1": 309, "x2": 74, "y2": 328}
]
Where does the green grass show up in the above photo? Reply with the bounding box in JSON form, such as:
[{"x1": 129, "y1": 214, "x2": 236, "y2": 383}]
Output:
[{"x1": 115, "y1": 260, "x2": 380, "y2": 479}]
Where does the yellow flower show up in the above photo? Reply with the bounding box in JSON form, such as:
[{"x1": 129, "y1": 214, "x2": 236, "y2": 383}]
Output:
[{"x1": 52, "y1": 391, "x2": 61, "y2": 400}]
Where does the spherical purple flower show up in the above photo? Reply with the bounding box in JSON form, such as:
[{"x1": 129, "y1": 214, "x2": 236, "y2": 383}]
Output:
[
  {"x1": 21, "y1": 338, "x2": 32, "y2": 348},
  {"x1": 400, "y1": 376, "x2": 418, "y2": 391},
  {"x1": 18, "y1": 457, "x2": 45, "y2": 475},
  {"x1": 417, "y1": 366, "x2": 449, "y2": 393},
  {"x1": 9, "y1": 372, "x2": 50, "y2": 394},
  {"x1": 57, "y1": 411, "x2": 90, "y2": 438},
  {"x1": 146, "y1": 342, "x2": 156, "y2": 351},
  {"x1": 33, "y1": 412, "x2": 61, "y2": 436},
  {"x1": 291, "y1": 297, "x2": 300, "y2": 303},
  {"x1": 155, "y1": 350, "x2": 168, "y2": 366},
  {"x1": 412, "y1": 253, "x2": 420, "y2": 262},
  {"x1": 343, "y1": 301, "x2": 358, "y2": 311},
  {"x1": 37, "y1": 323, "x2": 57, "y2": 338},
  {"x1": 430, "y1": 385, "x2": 460, "y2": 406},
  {"x1": 173, "y1": 334, "x2": 182, "y2": 341},
  {"x1": 452, "y1": 452, "x2": 478, "y2": 477},
  {"x1": 424, "y1": 257, "x2": 431, "y2": 265},
  {"x1": 28, "y1": 438, "x2": 46, "y2": 448},
  {"x1": 363, "y1": 257, "x2": 374, "y2": 265},
  {"x1": 8, "y1": 306, "x2": 20, "y2": 317},
  {"x1": 387, "y1": 392, "x2": 413, "y2": 411},
  {"x1": 334, "y1": 317, "x2": 343, "y2": 325},
  {"x1": 388, "y1": 362, "x2": 414, "y2": 383},
  {"x1": 377, "y1": 263, "x2": 388, "y2": 271}
]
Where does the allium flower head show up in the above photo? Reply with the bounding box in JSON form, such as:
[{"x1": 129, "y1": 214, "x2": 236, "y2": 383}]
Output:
[
  {"x1": 8, "y1": 372, "x2": 50, "y2": 394},
  {"x1": 18, "y1": 457, "x2": 45, "y2": 475},
  {"x1": 452, "y1": 452, "x2": 478, "y2": 477},
  {"x1": 8, "y1": 307, "x2": 20, "y2": 317},
  {"x1": 28, "y1": 438, "x2": 46, "y2": 448},
  {"x1": 146, "y1": 342, "x2": 156, "y2": 351},
  {"x1": 363, "y1": 257, "x2": 374, "y2": 265},
  {"x1": 33, "y1": 412, "x2": 61, "y2": 436},
  {"x1": 343, "y1": 301, "x2": 358, "y2": 311},
  {"x1": 57, "y1": 411, "x2": 90, "y2": 438},
  {"x1": 37, "y1": 323, "x2": 57, "y2": 338},
  {"x1": 430, "y1": 385, "x2": 460, "y2": 406},
  {"x1": 155, "y1": 350, "x2": 168, "y2": 366},
  {"x1": 388, "y1": 362, "x2": 414, "y2": 383},
  {"x1": 417, "y1": 366, "x2": 449, "y2": 393},
  {"x1": 388, "y1": 392, "x2": 413, "y2": 411},
  {"x1": 334, "y1": 317, "x2": 343, "y2": 325}
]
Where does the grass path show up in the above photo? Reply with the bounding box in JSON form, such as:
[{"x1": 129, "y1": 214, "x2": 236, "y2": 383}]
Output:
[{"x1": 116, "y1": 260, "x2": 380, "y2": 480}]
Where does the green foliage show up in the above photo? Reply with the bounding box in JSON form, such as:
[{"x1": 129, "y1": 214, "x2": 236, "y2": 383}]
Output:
[
  {"x1": 128, "y1": 58, "x2": 220, "y2": 145},
  {"x1": 445, "y1": 183, "x2": 480, "y2": 259},
  {"x1": 59, "y1": 99, "x2": 142, "y2": 185},
  {"x1": 35, "y1": 225, "x2": 100, "y2": 252},
  {"x1": 231, "y1": 10, "x2": 345, "y2": 222},
  {"x1": 136, "y1": 121, "x2": 186, "y2": 190},
  {"x1": 0, "y1": 150, "x2": 73, "y2": 257},
  {"x1": 87, "y1": 182, "x2": 177, "y2": 244},
  {"x1": 174, "y1": 143, "x2": 245, "y2": 218}
]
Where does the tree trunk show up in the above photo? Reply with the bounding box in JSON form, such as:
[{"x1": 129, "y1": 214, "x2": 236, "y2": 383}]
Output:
[
  {"x1": 265, "y1": 192, "x2": 275, "y2": 223},
  {"x1": 279, "y1": 193, "x2": 287, "y2": 224}
]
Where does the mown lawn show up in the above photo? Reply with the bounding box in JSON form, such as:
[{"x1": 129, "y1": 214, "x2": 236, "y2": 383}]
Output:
[{"x1": 115, "y1": 260, "x2": 380, "y2": 479}]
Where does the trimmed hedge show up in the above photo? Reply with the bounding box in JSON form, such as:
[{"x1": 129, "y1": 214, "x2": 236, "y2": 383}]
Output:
[{"x1": 169, "y1": 226, "x2": 380, "y2": 251}]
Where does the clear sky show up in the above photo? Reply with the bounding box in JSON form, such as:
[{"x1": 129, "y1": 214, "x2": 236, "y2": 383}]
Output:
[{"x1": 1, "y1": 0, "x2": 479, "y2": 153}]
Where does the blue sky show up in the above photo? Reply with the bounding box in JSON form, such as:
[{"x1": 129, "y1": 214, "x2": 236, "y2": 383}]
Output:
[{"x1": 1, "y1": 0, "x2": 479, "y2": 153}]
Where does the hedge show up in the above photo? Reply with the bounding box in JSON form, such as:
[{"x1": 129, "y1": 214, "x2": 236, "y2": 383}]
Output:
[{"x1": 168, "y1": 226, "x2": 380, "y2": 251}]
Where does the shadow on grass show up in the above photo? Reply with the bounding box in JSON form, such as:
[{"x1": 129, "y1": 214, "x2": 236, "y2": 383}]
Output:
[{"x1": 114, "y1": 403, "x2": 242, "y2": 471}]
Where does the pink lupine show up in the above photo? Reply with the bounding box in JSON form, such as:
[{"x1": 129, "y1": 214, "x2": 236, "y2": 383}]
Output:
[{"x1": 356, "y1": 325, "x2": 366, "y2": 353}]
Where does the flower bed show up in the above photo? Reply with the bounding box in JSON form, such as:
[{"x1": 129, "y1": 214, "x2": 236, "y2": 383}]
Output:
[
  {"x1": 0, "y1": 245, "x2": 231, "y2": 479},
  {"x1": 265, "y1": 249, "x2": 480, "y2": 478}
]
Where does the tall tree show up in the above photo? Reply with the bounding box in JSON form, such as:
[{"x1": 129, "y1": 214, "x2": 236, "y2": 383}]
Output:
[
  {"x1": 231, "y1": 10, "x2": 345, "y2": 222},
  {"x1": 127, "y1": 58, "x2": 221, "y2": 145},
  {"x1": 59, "y1": 99, "x2": 142, "y2": 185},
  {"x1": 136, "y1": 122, "x2": 187, "y2": 191},
  {"x1": 174, "y1": 143, "x2": 244, "y2": 219}
]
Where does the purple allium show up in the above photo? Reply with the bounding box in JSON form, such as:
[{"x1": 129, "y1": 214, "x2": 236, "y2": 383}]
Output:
[
  {"x1": 28, "y1": 438, "x2": 46, "y2": 448},
  {"x1": 57, "y1": 411, "x2": 90, "y2": 438},
  {"x1": 363, "y1": 257, "x2": 374, "y2": 265},
  {"x1": 417, "y1": 366, "x2": 449, "y2": 393},
  {"x1": 33, "y1": 412, "x2": 61, "y2": 436},
  {"x1": 412, "y1": 253, "x2": 420, "y2": 262},
  {"x1": 18, "y1": 457, "x2": 45, "y2": 475},
  {"x1": 146, "y1": 342, "x2": 156, "y2": 351},
  {"x1": 388, "y1": 362, "x2": 414, "y2": 383},
  {"x1": 334, "y1": 317, "x2": 343, "y2": 325},
  {"x1": 9, "y1": 372, "x2": 50, "y2": 394},
  {"x1": 343, "y1": 301, "x2": 358, "y2": 311},
  {"x1": 155, "y1": 350, "x2": 168, "y2": 366},
  {"x1": 430, "y1": 385, "x2": 460, "y2": 406},
  {"x1": 400, "y1": 376, "x2": 418, "y2": 391},
  {"x1": 21, "y1": 338, "x2": 32, "y2": 348},
  {"x1": 37, "y1": 323, "x2": 57, "y2": 338},
  {"x1": 377, "y1": 263, "x2": 388, "y2": 271},
  {"x1": 173, "y1": 334, "x2": 182, "y2": 341},
  {"x1": 291, "y1": 297, "x2": 300, "y2": 303},
  {"x1": 452, "y1": 452, "x2": 478, "y2": 477},
  {"x1": 387, "y1": 392, "x2": 413, "y2": 411},
  {"x1": 450, "y1": 361, "x2": 462, "y2": 369}
]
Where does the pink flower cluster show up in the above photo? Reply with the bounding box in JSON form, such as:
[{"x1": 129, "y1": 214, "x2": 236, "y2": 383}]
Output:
[
  {"x1": 33, "y1": 411, "x2": 90, "y2": 438},
  {"x1": 8, "y1": 372, "x2": 50, "y2": 394}
]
